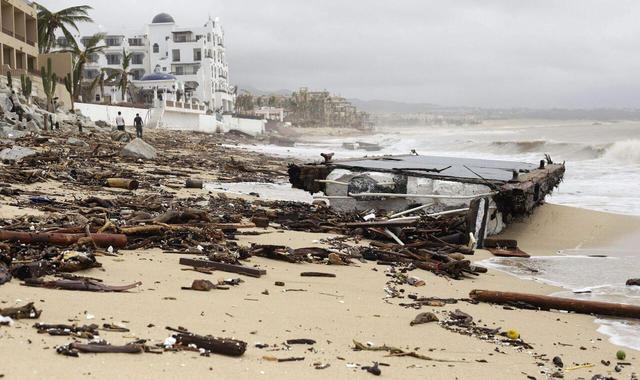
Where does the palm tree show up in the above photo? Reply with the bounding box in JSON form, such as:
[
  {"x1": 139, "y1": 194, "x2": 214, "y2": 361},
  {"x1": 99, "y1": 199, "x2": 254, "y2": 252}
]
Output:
[
  {"x1": 62, "y1": 33, "x2": 106, "y2": 101},
  {"x1": 37, "y1": 4, "x2": 93, "y2": 53},
  {"x1": 88, "y1": 68, "x2": 110, "y2": 102},
  {"x1": 107, "y1": 48, "x2": 133, "y2": 103}
]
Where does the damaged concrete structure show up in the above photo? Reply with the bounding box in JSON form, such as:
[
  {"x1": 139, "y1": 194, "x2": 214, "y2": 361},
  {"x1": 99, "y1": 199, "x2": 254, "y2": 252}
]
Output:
[{"x1": 289, "y1": 154, "x2": 565, "y2": 244}]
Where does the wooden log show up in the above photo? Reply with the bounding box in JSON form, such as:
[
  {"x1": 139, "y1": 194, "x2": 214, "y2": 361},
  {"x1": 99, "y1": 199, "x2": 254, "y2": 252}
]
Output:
[
  {"x1": 300, "y1": 272, "x2": 336, "y2": 278},
  {"x1": 179, "y1": 257, "x2": 266, "y2": 278},
  {"x1": 70, "y1": 342, "x2": 143, "y2": 354},
  {"x1": 106, "y1": 178, "x2": 139, "y2": 190},
  {"x1": 0, "y1": 230, "x2": 127, "y2": 248},
  {"x1": 185, "y1": 178, "x2": 204, "y2": 189},
  {"x1": 470, "y1": 289, "x2": 640, "y2": 319},
  {"x1": 174, "y1": 332, "x2": 247, "y2": 357}
]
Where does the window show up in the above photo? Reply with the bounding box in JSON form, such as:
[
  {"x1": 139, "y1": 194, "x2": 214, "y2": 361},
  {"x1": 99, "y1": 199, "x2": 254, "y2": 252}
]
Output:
[
  {"x1": 87, "y1": 53, "x2": 99, "y2": 63},
  {"x1": 162, "y1": 67, "x2": 167, "y2": 72},
  {"x1": 128, "y1": 38, "x2": 143, "y2": 46},
  {"x1": 174, "y1": 66, "x2": 184, "y2": 75},
  {"x1": 172, "y1": 49, "x2": 180, "y2": 62},
  {"x1": 193, "y1": 48, "x2": 202, "y2": 61},
  {"x1": 131, "y1": 54, "x2": 144, "y2": 65},
  {"x1": 105, "y1": 37, "x2": 122, "y2": 47},
  {"x1": 95, "y1": 94, "x2": 100, "y2": 102},
  {"x1": 106, "y1": 54, "x2": 121, "y2": 65},
  {"x1": 152, "y1": 43, "x2": 159, "y2": 53}
]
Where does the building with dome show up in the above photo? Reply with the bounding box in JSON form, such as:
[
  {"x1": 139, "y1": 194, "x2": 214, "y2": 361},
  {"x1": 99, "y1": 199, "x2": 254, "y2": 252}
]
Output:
[{"x1": 72, "y1": 12, "x2": 234, "y2": 112}]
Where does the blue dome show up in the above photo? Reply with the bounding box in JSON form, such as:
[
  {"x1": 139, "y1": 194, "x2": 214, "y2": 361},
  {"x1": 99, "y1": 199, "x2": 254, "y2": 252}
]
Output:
[
  {"x1": 140, "y1": 72, "x2": 177, "y2": 81},
  {"x1": 152, "y1": 13, "x2": 175, "y2": 24}
]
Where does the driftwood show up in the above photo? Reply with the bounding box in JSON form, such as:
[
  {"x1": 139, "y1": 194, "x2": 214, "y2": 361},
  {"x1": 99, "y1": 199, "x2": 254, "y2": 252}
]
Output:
[
  {"x1": 23, "y1": 278, "x2": 141, "y2": 292},
  {"x1": 352, "y1": 340, "x2": 460, "y2": 362},
  {"x1": 179, "y1": 257, "x2": 266, "y2": 278},
  {"x1": 470, "y1": 289, "x2": 640, "y2": 319},
  {"x1": 300, "y1": 272, "x2": 336, "y2": 278},
  {"x1": 70, "y1": 342, "x2": 144, "y2": 354},
  {"x1": 168, "y1": 327, "x2": 247, "y2": 357},
  {"x1": 105, "y1": 178, "x2": 139, "y2": 190},
  {"x1": 0, "y1": 230, "x2": 127, "y2": 248},
  {"x1": 0, "y1": 302, "x2": 42, "y2": 319}
]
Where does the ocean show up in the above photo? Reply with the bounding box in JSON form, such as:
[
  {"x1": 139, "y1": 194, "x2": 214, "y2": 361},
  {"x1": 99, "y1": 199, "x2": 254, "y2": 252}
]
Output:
[{"x1": 225, "y1": 119, "x2": 640, "y2": 351}]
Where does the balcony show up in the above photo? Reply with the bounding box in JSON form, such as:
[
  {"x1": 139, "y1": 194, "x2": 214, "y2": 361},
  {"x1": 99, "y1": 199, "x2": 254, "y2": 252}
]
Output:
[
  {"x1": 2, "y1": 27, "x2": 13, "y2": 37},
  {"x1": 14, "y1": 32, "x2": 25, "y2": 42}
]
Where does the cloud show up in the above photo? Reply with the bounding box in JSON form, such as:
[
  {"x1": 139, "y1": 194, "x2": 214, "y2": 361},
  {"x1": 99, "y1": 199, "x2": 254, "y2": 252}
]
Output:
[{"x1": 38, "y1": 0, "x2": 640, "y2": 108}]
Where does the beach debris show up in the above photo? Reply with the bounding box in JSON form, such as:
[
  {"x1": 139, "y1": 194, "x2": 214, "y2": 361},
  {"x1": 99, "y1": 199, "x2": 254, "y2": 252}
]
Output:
[
  {"x1": 506, "y1": 329, "x2": 520, "y2": 340},
  {"x1": 362, "y1": 362, "x2": 381, "y2": 376},
  {"x1": 263, "y1": 355, "x2": 305, "y2": 362},
  {"x1": 314, "y1": 362, "x2": 331, "y2": 369},
  {"x1": 185, "y1": 178, "x2": 204, "y2": 189},
  {"x1": 0, "y1": 302, "x2": 42, "y2": 319},
  {"x1": 167, "y1": 326, "x2": 247, "y2": 357},
  {"x1": 274, "y1": 281, "x2": 285, "y2": 286},
  {"x1": 626, "y1": 279, "x2": 640, "y2": 286},
  {"x1": 410, "y1": 312, "x2": 439, "y2": 326},
  {"x1": 552, "y1": 356, "x2": 564, "y2": 368},
  {"x1": 23, "y1": 278, "x2": 141, "y2": 292},
  {"x1": 300, "y1": 272, "x2": 336, "y2": 278},
  {"x1": 285, "y1": 338, "x2": 316, "y2": 345},
  {"x1": 616, "y1": 350, "x2": 626, "y2": 360},
  {"x1": 470, "y1": 289, "x2": 640, "y2": 319},
  {"x1": 34, "y1": 323, "x2": 99, "y2": 338},
  {"x1": 182, "y1": 279, "x2": 219, "y2": 291},
  {"x1": 179, "y1": 257, "x2": 266, "y2": 278},
  {"x1": 0, "y1": 230, "x2": 128, "y2": 248},
  {"x1": 0, "y1": 262, "x2": 10, "y2": 285},
  {"x1": 58, "y1": 341, "x2": 144, "y2": 355},
  {"x1": 105, "y1": 178, "x2": 139, "y2": 190},
  {"x1": 352, "y1": 340, "x2": 459, "y2": 362}
]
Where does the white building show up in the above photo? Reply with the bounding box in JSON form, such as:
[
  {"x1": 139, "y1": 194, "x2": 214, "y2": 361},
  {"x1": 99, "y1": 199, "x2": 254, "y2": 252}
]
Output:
[{"x1": 72, "y1": 12, "x2": 234, "y2": 112}]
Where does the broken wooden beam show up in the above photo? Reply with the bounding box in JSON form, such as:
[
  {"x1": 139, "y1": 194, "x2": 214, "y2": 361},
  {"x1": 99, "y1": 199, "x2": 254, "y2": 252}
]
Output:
[
  {"x1": 0, "y1": 230, "x2": 127, "y2": 248},
  {"x1": 179, "y1": 257, "x2": 266, "y2": 278},
  {"x1": 342, "y1": 219, "x2": 418, "y2": 228},
  {"x1": 470, "y1": 289, "x2": 640, "y2": 319}
]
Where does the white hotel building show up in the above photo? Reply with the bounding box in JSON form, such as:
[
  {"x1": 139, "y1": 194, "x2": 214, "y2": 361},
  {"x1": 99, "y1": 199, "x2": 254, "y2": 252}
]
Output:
[{"x1": 63, "y1": 12, "x2": 234, "y2": 112}]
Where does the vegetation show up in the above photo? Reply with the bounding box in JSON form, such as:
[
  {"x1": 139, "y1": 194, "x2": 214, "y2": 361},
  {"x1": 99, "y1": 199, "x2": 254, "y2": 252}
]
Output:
[
  {"x1": 40, "y1": 58, "x2": 58, "y2": 113},
  {"x1": 64, "y1": 73, "x2": 75, "y2": 111},
  {"x1": 20, "y1": 74, "x2": 32, "y2": 100},
  {"x1": 37, "y1": 4, "x2": 93, "y2": 53},
  {"x1": 62, "y1": 33, "x2": 106, "y2": 101},
  {"x1": 107, "y1": 48, "x2": 134, "y2": 102}
]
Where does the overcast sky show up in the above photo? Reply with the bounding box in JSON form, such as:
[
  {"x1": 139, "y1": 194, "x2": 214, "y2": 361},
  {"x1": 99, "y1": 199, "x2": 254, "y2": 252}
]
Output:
[{"x1": 39, "y1": 0, "x2": 640, "y2": 108}]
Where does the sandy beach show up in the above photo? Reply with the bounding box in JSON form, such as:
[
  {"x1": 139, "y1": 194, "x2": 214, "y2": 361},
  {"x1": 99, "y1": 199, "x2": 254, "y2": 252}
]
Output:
[{"x1": 1, "y1": 130, "x2": 639, "y2": 380}]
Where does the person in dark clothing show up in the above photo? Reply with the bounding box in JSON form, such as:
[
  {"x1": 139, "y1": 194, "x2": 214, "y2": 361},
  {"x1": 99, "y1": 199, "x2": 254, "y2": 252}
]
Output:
[{"x1": 134, "y1": 113, "x2": 143, "y2": 138}]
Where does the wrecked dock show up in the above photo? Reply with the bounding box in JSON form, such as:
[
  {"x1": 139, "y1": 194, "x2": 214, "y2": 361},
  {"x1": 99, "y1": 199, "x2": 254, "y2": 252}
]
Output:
[{"x1": 289, "y1": 154, "x2": 565, "y2": 244}]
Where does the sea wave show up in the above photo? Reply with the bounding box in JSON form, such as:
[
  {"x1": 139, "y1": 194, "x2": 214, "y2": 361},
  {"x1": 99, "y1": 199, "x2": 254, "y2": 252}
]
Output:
[{"x1": 476, "y1": 139, "x2": 640, "y2": 164}]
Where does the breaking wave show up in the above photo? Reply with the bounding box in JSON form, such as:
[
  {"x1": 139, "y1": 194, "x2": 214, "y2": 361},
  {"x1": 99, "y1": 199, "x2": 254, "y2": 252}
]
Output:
[
  {"x1": 601, "y1": 139, "x2": 640, "y2": 165},
  {"x1": 478, "y1": 140, "x2": 640, "y2": 164}
]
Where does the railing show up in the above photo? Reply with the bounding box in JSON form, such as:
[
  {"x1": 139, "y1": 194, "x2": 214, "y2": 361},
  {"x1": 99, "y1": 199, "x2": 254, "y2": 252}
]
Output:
[
  {"x1": 2, "y1": 27, "x2": 13, "y2": 37},
  {"x1": 26, "y1": 38, "x2": 35, "y2": 46},
  {"x1": 14, "y1": 32, "x2": 25, "y2": 42}
]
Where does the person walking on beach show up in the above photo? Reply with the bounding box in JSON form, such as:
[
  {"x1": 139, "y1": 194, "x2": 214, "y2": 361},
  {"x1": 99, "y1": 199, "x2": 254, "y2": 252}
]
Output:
[
  {"x1": 115, "y1": 111, "x2": 125, "y2": 131},
  {"x1": 134, "y1": 113, "x2": 143, "y2": 138}
]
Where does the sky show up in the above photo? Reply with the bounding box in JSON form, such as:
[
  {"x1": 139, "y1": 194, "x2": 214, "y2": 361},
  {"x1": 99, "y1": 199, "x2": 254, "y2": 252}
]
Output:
[{"x1": 38, "y1": 0, "x2": 640, "y2": 108}]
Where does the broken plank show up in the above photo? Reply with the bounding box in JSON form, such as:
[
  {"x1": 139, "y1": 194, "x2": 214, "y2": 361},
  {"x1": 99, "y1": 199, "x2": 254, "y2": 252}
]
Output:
[{"x1": 179, "y1": 258, "x2": 266, "y2": 278}]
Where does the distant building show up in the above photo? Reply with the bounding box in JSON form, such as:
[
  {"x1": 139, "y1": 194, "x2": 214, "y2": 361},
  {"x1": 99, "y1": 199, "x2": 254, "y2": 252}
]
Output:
[
  {"x1": 254, "y1": 106, "x2": 284, "y2": 122},
  {"x1": 61, "y1": 12, "x2": 234, "y2": 112}
]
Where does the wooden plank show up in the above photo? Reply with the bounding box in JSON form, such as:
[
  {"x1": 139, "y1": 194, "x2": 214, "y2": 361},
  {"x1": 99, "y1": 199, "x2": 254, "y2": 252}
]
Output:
[{"x1": 179, "y1": 258, "x2": 266, "y2": 278}]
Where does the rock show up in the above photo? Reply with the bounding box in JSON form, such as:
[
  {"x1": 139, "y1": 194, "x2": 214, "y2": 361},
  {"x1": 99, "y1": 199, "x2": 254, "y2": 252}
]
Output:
[
  {"x1": 410, "y1": 312, "x2": 439, "y2": 326},
  {"x1": 0, "y1": 146, "x2": 36, "y2": 162},
  {"x1": 121, "y1": 138, "x2": 157, "y2": 160},
  {"x1": 95, "y1": 120, "x2": 109, "y2": 128},
  {"x1": 111, "y1": 130, "x2": 131, "y2": 142},
  {"x1": 67, "y1": 137, "x2": 89, "y2": 148},
  {"x1": 24, "y1": 120, "x2": 40, "y2": 132},
  {"x1": 0, "y1": 128, "x2": 28, "y2": 139},
  {"x1": 552, "y1": 356, "x2": 563, "y2": 368},
  {"x1": 626, "y1": 278, "x2": 640, "y2": 286}
]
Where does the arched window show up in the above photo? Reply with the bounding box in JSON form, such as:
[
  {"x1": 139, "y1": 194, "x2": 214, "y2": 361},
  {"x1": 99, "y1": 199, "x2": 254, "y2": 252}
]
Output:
[{"x1": 152, "y1": 43, "x2": 159, "y2": 53}]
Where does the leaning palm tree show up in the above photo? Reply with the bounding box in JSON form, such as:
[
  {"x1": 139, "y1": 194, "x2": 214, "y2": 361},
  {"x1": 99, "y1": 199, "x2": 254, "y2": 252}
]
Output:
[
  {"x1": 107, "y1": 48, "x2": 133, "y2": 103},
  {"x1": 62, "y1": 33, "x2": 106, "y2": 101},
  {"x1": 36, "y1": 4, "x2": 93, "y2": 53}
]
